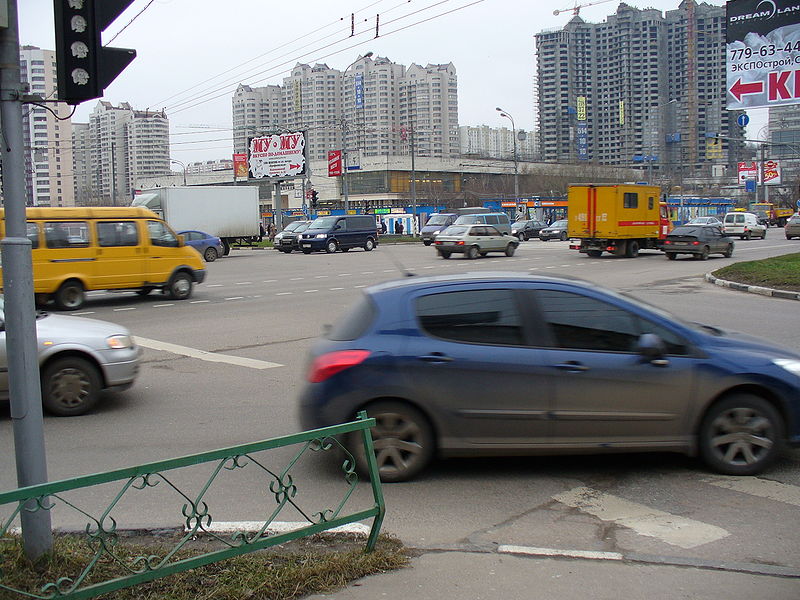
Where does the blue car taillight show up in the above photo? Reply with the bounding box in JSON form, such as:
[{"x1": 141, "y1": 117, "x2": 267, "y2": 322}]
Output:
[{"x1": 307, "y1": 350, "x2": 371, "y2": 383}]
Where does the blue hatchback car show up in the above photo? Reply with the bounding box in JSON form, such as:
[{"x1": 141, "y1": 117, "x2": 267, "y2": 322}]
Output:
[
  {"x1": 299, "y1": 273, "x2": 800, "y2": 482},
  {"x1": 178, "y1": 230, "x2": 224, "y2": 262}
]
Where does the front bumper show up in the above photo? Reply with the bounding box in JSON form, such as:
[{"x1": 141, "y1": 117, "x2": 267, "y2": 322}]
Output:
[
  {"x1": 98, "y1": 345, "x2": 142, "y2": 388},
  {"x1": 193, "y1": 269, "x2": 207, "y2": 284}
]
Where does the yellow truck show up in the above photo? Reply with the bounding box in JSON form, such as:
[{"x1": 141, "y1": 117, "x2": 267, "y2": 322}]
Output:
[
  {"x1": 567, "y1": 183, "x2": 670, "y2": 258},
  {"x1": 750, "y1": 203, "x2": 794, "y2": 227}
]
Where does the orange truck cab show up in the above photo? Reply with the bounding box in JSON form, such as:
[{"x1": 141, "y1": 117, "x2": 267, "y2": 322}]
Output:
[{"x1": 567, "y1": 183, "x2": 669, "y2": 258}]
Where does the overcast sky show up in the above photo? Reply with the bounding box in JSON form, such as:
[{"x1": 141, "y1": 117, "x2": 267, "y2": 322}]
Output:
[{"x1": 21, "y1": 0, "x2": 756, "y2": 165}]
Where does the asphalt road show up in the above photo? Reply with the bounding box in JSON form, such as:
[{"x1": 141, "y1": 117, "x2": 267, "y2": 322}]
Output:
[{"x1": 2, "y1": 235, "x2": 799, "y2": 577}]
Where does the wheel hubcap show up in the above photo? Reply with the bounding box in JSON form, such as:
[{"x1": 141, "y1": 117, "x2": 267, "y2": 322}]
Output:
[
  {"x1": 49, "y1": 368, "x2": 90, "y2": 408},
  {"x1": 371, "y1": 412, "x2": 424, "y2": 477},
  {"x1": 709, "y1": 408, "x2": 774, "y2": 466},
  {"x1": 174, "y1": 278, "x2": 191, "y2": 295}
]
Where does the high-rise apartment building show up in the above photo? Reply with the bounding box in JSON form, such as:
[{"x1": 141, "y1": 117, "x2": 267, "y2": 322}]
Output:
[
  {"x1": 74, "y1": 102, "x2": 170, "y2": 205},
  {"x1": 19, "y1": 46, "x2": 75, "y2": 206},
  {"x1": 459, "y1": 125, "x2": 536, "y2": 161},
  {"x1": 231, "y1": 56, "x2": 459, "y2": 164},
  {"x1": 535, "y1": 2, "x2": 742, "y2": 172}
]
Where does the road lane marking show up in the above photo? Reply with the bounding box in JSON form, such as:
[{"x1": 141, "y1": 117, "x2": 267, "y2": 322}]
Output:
[
  {"x1": 338, "y1": 273, "x2": 352, "y2": 276},
  {"x1": 113, "y1": 307, "x2": 136, "y2": 311},
  {"x1": 235, "y1": 281, "x2": 252, "y2": 285},
  {"x1": 499, "y1": 545, "x2": 623, "y2": 561},
  {"x1": 207, "y1": 284, "x2": 224, "y2": 287},
  {"x1": 330, "y1": 287, "x2": 344, "y2": 291},
  {"x1": 275, "y1": 292, "x2": 292, "y2": 296},
  {"x1": 224, "y1": 296, "x2": 244, "y2": 300},
  {"x1": 263, "y1": 280, "x2": 277, "y2": 283},
  {"x1": 152, "y1": 304, "x2": 174, "y2": 308},
  {"x1": 354, "y1": 285, "x2": 366, "y2": 288},
  {"x1": 304, "y1": 289, "x2": 318, "y2": 293},
  {"x1": 73, "y1": 312, "x2": 95, "y2": 316},
  {"x1": 704, "y1": 476, "x2": 800, "y2": 507},
  {"x1": 315, "y1": 275, "x2": 329, "y2": 278},
  {"x1": 136, "y1": 337, "x2": 282, "y2": 370},
  {"x1": 190, "y1": 300, "x2": 209, "y2": 304},
  {"x1": 290, "y1": 277, "x2": 304, "y2": 281},
  {"x1": 553, "y1": 487, "x2": 729, "y2": 549}
]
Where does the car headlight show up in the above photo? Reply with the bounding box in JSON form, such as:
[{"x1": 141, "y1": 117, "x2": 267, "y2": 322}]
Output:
[
  {"x1": 315, "y1": 233, "x2": 327, "y2": 238},
  {"x1": 773, "y1": 358, "x2": 800, "y2": 377},
  {"x1": 106, "y1": 335, "x2": 133, "y2": 350}
]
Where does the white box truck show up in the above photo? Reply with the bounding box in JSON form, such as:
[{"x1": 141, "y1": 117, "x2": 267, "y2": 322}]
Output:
[{"x1": 133, "y1": 186, "x2": 260, "y2": 255}]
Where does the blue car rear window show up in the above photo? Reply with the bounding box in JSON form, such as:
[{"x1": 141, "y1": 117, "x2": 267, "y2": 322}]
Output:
[{"x1": 327, "y1": 295, "x2": 377, "y2": 341}]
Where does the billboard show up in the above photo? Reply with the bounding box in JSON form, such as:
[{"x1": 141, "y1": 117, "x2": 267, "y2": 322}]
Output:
[
  {"x1": 727, "y1": 0, "x2": 800, "y2": 109},
  {"x1": 738, "y1": 160, "x2": 758, "y2": 184},
  {"x1": 328, "y1": 150, "x2": 342, "y2": 177},
  {"x1": 248, "y1": 131, "x2": 306, "y2": 178},
  {"x1": 233, "y1": 153, "x2": 248, "y2": 178},
  {"x1": 355, "y1": 73, "x2": 364, "y2": 109}
]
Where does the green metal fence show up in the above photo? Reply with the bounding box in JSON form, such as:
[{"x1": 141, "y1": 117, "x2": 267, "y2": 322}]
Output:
[{"x1": 0, "y1": 412, "x2": 384, "y2": 600}]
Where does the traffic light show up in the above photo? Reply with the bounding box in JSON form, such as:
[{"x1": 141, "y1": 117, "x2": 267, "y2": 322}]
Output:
[
  {"x1": 54, "y1": 0, "x2": 137, "y2": 105},
  {"x1": 311, "y1": 190, "x2": 318, "y2": 208}
]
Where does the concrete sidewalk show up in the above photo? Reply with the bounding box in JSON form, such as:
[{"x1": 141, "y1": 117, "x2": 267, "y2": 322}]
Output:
[{"x1": 307, "y1": 549, "x2": 800, "y2": 600}]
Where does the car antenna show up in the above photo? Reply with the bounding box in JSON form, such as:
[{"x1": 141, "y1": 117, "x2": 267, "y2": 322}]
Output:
[{"x1": 382, "y1": 243, "x2": 415, "y2": 277}]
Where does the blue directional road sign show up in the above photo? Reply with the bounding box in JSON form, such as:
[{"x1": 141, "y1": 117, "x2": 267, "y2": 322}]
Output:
[{"x1": 737, "y1": 113, "x2": 750, "y2": 128}]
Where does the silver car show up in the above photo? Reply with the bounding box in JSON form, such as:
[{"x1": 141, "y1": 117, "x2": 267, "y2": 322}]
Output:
[
  {"x1": 0, "y1": 297, "x2": 142, "y2": 416},
  {"x1": 433, "y1": 224, "x2": 519, "y2": 259},
  {"x1": 785, "y1": 215, "x2": 800, "y2": 240}
]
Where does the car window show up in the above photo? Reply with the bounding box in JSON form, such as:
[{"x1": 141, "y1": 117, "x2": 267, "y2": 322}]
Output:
[
  {"x1": 535, "y1": 290, "x2": 640, "y2": 352},
  {"x1": 486, "y1": 225, "x2": 501, "y2": 236},
  {"x1": 443, "y1": 225, "x2": 469, "y2": 235},
  {"x1": 486, "y1": 215, "x2": 499, "y2": 225},
  {"x1": 45, "y1": 221, "x2": 89, "y2": 249},
  {"x1": 147, "y1": 220, "x2": 179, "y2": 248},
  {"x1": 416, "y1": 289, "x2": 525, "y2": 346},
  {"x1": 97, "y1": 221, "x2": 139, "y2": 246},
  {"x1": 327, "y1": 294, "x2": 376, "y2": 341},
  {"x1": 670, "y1": 226, "x2": 701, "y2": 236},
  {"x1": 26, "y1": 223, "x2": 39, "y2": 249}
]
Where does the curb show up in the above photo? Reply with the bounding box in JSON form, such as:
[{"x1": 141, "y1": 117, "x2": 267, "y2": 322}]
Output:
[{"x1": 705, "y1": 273, "x2": 800, "y2": 301}]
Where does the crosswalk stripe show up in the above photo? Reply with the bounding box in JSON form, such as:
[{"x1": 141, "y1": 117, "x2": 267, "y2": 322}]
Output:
[
  {"x1": 553, "y1": 487, "x2": 730, "y2": 549},
  {"x1": 704, "y1": 476, "x2": 800, "y2": 507},
  {"x1": 136, "y1": 337, "x2": 282, "y2": 370}
]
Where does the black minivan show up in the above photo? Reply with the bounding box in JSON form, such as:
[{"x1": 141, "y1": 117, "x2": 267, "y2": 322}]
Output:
[{"x1": 298, "y1": 215, "x2": 379, "y2": 254}]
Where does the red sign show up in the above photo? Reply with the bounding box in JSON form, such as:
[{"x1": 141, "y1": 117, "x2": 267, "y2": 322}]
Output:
[
  {"x1": 233, "y1": 153, "x2": 248, "y2": 178},
  {"x1": 328, "y1": 150, "x2": 342, "y2": 177},
  {"x1": 738, "y1": 161, "x2": 758, "y2": 184},
  {"x1": 248, "y1": 132, "x2": 306, "y2": 178}
]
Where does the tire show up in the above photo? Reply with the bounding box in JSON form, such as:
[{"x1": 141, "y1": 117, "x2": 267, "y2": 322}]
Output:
[
  {"x1": 587, "y1": 250, "x2": 602, "y2": 258},
  {"x1": 166, "y1": 271, "x2": 193, "y2": 300},
  {"x1": 516, "y1": 234, "x2": 524, "y2": 241},
  {"x1": 34, "y1": 293, "x2": 50, "y2": 308},
  {"x1": 282, "y1": 248, "x2": 293, "y2": 254},
  {"x1": 221, "y1": 239, "x2": 231, "y2": 256},
  {"x1": 744, "y1": 231, "x2": 752, "y2": 240},
  {"x1": 438, "y1": 250, "x2": 451, "y2": 259},
  {"x1": 302, "y1": 249, "x2": 312, "y2": 254},
  {"x1": 136, "y1": 287, "x2": 153, "y2": 297},
  {"x1": 41, "y1": 357, "x2": 101, "y2": 417},
  {"x1": 666, "y1": 252, "x2": 677, "y2": 260},
  {"x1": 625, "y1": 240, "x2": 639, "y2": 258},
  {"x1": 364, "y1": 238, "x2": 375, "y2": 252},
  {"x1": 346, "y1": 401, "x2": 435, "y2": 483},
  {"x1": 699, "y1": 394, "x2": 784, "y2": 476},
  {"x1": 54, "y1": 280, "x2": 85, "y2": 311},
  {"x1": 694, "y1": 246, "x2": 710, "y2": 261},
  {"x1": 723, "y1": 244, "x2": 733, "y2": 258},
  {"x1": 466, "y1": 245, "x2": 479, "y2": 260},
  {"x1": 505, "y1": 243, "x2": 516, "y2": 257},
  {"x1": 762, "y1": 229, "x2": 767, "y2": 239},
  {"x1": 423, "y1": 240, "x2": 432, "y2": 246},
  {"x1": 203, "y1": 246, "x2": 218, "y2": 262},
  {"x1": 341, "y1": 247, "x2": 350, "y2": 252},
  {"x1": 479, "y1": 252, "x2": 488, "y2": 257},
  {"x1": 560, "y1": 231, "x2": 568, "y2": 241},
  {"x1": 325, "y1": 240, "x2": 338, "y2": 254}
]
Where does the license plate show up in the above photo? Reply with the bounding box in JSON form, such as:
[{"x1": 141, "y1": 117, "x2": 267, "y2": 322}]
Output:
[{"x1": 301, "y1": 243, "x2": 311, "y2": 247}]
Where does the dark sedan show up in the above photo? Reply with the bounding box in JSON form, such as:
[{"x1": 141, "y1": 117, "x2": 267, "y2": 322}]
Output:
[
  {"x1": 539, "y1": 219, "x2": 569, "y2": 241},
  {"x1": 511, "y1": 219, "x2": 547, "y2": 241},
  {"x1": 298, "y1": 273, "x2": 800, "y2": 482},
  {"x1": 274, "y1": 220, "x2": 312, "y2": 253},
  {"x1": 178, "y1": 230, "x2": 223, "y2": 262},
  {"x1": 663, "y1": 225, "x2": 734, "y2": 260}
]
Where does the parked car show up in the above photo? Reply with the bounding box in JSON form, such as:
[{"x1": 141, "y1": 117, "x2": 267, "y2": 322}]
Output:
[
  {"x1": 539, "y1": 219, "x2": 569, "y2": 241},
  {"x1": 274, "y1": 220, "x2": 313, "y2": 253},
  {"x1": 785, "y1": 214, "x2": 800, "y2": 239},
  {"x1": 685, "y1": 216, "x2": 722, "y2": 226},
  {"x1": 433, "y1": 224, "x2": 519, "y2": 259},
  {"x1": 298, "y1": 273, "x2": 800, "y2": 482},
  {"x1": 662, "y1": 225, "x2": 734, "y2": 260},
  {"x1": 298, "y1": 215, "x2": 378, "y2": 253},
  {"x1": 722, "y1": 212, "x2": 767, "y2": 240},
  {"x1": 178, "y1": 230, "x2": 224, "y2": 262},
  {"x1": 0, "y1": 296, "x2": 141, "y2": 416},
  {"x1": 511, "y1": 219, "x2": 547, "y2": 241}
]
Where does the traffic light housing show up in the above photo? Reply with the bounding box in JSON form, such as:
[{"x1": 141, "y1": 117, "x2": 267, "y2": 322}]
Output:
[
  {"x1": 54, "y1": 0, "x2": 137, "y2": 105},
  {"x1": 311, "y1": 190, "x2": 318, "y2": 208}
]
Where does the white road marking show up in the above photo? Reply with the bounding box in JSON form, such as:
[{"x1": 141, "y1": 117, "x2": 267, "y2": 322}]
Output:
[
  {"x1": 193, "y1": 521, "x2": 369, "y2": 535},
  {"x1": 263, "y1": 279, "x2": 277, "y2": 283},
  {"x1": 235, "y1": 281, "x2": 252, "y2": 285},
  {"x1": 498, "y1": 545, "x2": 623, "y2": 561},
  {"x1": 73, "y1": 312, "x2": 95, "y2": 316},
  {"x1": 423, "y1": 266, "x2": 435, "y2": 269},
  {"x1": 330, "y1": 287, "x2": 344, "y2": 291},
  {"x1": 304, "y1": 289, "x2": 318, "y2": 293},
  {"x1": 383, "y1": 269, "x2": 394, "y2": 272},
  {"x1": 338, "y1": 273, "x2": 352, "y2": 276},
  {"x1": 704, "y1": 476, "x2": 800, "y2": 507},
  {"x1": 190, "y1": 300, "x2": 209, "y2": 304},
  {"x1": 224, "y1": 297, "x2": 244, "y2": 301},
  {"x1": 290, "y1": 277, "x2": 304, "y2": 281},
  {"x1": 315, "y1": 275, "x2": 329, "y2": 279},
  {"x1": 207, "y1": 284, "x2": 224, "y2": 287},
  {"x1": 275, "y1": 292, "x2": 292, "y2": 296},
  {"x1": 553, "y1": 487, "x2": 729, "y2": 549},
  {"x1": 152, "y1": 303, "x2": 174, "y2": 308},
  {"x1": 136, "y1": 337, "x2": 282, "y2": 370},
  {"x1": 113, "y1": 307, "x2": 136, "y2": 311},
  {"x1": 354, "y1": 285, "x2": 366, "y2": 288},
  {"x1": 361, "y1": 271, "x2": 374, "y2": 274}
]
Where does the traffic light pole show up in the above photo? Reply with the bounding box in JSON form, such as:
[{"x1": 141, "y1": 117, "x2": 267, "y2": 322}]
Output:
[{"x1": 0, "y1": 0, "x2": 53, "y2": 560}]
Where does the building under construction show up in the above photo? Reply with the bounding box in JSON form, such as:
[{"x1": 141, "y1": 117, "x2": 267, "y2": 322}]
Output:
[{"x1": 535, "y1": 1, "x2": 745, "y2": 176}]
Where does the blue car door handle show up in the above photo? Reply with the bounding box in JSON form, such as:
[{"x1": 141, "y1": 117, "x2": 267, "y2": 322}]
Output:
[
  {"x1": 418, "y1": 353, "x2": 453, "y2": 363},
  {"x1": 554, "y1": 361, "x2": 589, "y2": 372}
]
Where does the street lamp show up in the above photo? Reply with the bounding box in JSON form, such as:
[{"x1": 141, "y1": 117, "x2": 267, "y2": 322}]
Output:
[
  {"x1": 342, "y1": 52, "x2": 373, "y2": 213},
  {"x1": 171, "y1": 159, "x2": 187, "y2": 186},
  {"x1": 496, "y1": 107, "x2": 519, "y2": 204}
]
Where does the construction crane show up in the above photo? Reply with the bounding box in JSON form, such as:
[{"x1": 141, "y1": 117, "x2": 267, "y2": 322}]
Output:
[{"x1": 553, "y1": 0, "x2": 616, "y2": 17}]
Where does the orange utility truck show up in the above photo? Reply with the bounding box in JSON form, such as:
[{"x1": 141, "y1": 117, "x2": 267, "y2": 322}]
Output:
[{"x1": 567, "y1": 183, "x2": 670, "y2": 258}]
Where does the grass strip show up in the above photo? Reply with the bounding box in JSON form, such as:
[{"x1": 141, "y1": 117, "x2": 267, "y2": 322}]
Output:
[
  {"x1": 713, "y1": 252, "x2": 800, "y2": 292},
  {"x1": 1, "y1": 532, "x2": 408, "y2": 600}
]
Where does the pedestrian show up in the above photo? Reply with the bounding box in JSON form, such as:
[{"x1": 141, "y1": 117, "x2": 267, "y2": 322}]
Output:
[
  {"x1": 395, "y1": 220, "x2": 404, "y2": 235},
  {"x1": 268, "y1": 222, "x2": 276, "y2": 241},
  {"x1": 259, "y1": 223, "x2": 265, "y2": 243},
  {"x1": 381, "y1": 220, "x2": 387, "y2": 234}
]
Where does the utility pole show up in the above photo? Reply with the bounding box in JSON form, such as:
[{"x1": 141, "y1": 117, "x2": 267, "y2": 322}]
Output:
[
  {"x1": 410, "y1": 123, "x2": 417, "y2": 234},
  {"x1": 0, "y1": 0, "x2": 53, "y2": 559}
]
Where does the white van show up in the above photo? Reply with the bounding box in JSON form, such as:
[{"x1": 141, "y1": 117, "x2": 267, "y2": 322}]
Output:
[
  {"x1": 452, "y1": 212, "x2": 512, "y2": 235},
  {"x1": 722, "y1": 212, "x2": 767, "y2": 240}
]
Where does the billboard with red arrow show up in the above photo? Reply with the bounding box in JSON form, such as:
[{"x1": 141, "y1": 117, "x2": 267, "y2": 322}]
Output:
[
  {"x1": 247, "y1": 131, "x2": 306, "y2": 178},
  {"x1": 727, "y1": 0, "x2": 800, "y2": 110}
]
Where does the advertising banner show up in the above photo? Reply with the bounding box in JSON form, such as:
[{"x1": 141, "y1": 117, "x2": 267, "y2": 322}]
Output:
[
  {"x1": 738, "y1": 160, "x2": 758, "y2": 184},
  {"x1": 233, "y1": 153, "x2": 248, "y2": 178},
  {"x1": 727, "y1": 0, "x2": 800, "y2": 109},
  {"x1": 328, "y1": 150, "x2": 342, "y2": 177},
  {"x1": 248, "y1": 131, "x2": 306, "y2": 178},
  {"x1": 577, "y1": 96, "x2": 587, "y2": 121},
  {"x1": 355, "y1": 73, "x2": 364, "y2": 109},
  {"x1": 576, "y1": 122, "x2": 588, "y2": 160},
  {"x1": 763, "y1": 159, "x2": 782, "y2": 184}
]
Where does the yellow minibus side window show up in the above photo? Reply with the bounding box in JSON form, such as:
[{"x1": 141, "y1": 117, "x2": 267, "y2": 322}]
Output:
[
  {"x1": 45, "y1": 221, "x2": 89, "y2": 249},
  {"x1": 97, "y1": 221, "x2": 139, "y2": 247},
  {"x1": 26, "y1": 223, "x2": 40, "y2": 249}
]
